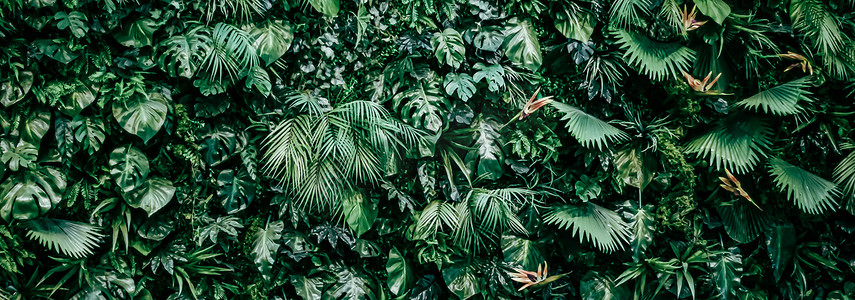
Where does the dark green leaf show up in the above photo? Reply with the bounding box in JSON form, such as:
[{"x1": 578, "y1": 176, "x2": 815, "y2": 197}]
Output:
[
  {"x1": 125, "y1": 177, "x2": 175, "y2": 217},
  {"x1": 386, "y1": 247, "x2": 414, "y2": 296},
  {"x1": 765, "y1": 223, "x2": 795, "y2": 282},
  {"x1": 112, "y1": 91, "x2": 169, "y2": 143},
  {"x1": 109, "y1": 146, "x2": 150, "y2": 193}
]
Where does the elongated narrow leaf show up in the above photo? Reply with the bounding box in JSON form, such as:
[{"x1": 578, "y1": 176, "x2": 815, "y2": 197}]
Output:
[
  {"x1": 544, "y1": 202, "x2": 630, "y2": 253},
  {"x1": 735, "y1": 77, "x2": 814, "y2": 115},
  {"x1": 550, "y1": 101, "x2": 628, "y2": 150},
  {"x1": 833, "y1": 150, "x2": 855, "y2": 195},
  {"x1": 765, "y1": 223, "x2": 795, "y2": 282},
  {"x1": 25, "y1": 218, "x2": 102, "y2": 258},
  {"x1": 768, "y1": 158, "x2": 839, "y2": 214}
]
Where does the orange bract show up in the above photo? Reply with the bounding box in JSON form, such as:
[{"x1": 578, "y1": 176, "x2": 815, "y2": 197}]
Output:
[
  {"x1": 719, "y1": 168, "x2": 762, "y2": 210},
  {"x1": 681, "y1": 5, "x2": 707, "y2": 31},
  {"x1": 519, "y1": 87, "x2": 554, "y2": 120},
  {"x1": 682, "y1": 71, "x2": 726, "y2": 95},
  {"x1": 777, "y1": 52, "x2": 813, "y2": 75}
]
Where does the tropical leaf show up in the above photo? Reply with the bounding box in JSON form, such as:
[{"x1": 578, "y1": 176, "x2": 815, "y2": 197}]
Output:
[
  {"x1": 472, "y1": 63, "x2": 505, "y2": 92},
  {"x1": 24, "y1": 218, "x2": 101, "y2": 258},
  {"x1": 502, "y1": 18, "x2": 542, "y2": 71},
  {"x1": 768, "y1": 158, "x2": 839, "y2": 214},
  {"x1": 686, "y1": 117, "x2": 772, "y2": 174},
  {"x1": 611, "y1": 29, "x2": 696, "y2": 81},
  {"x1": 695, "y1": 0, "x2": 732, "y2": 24},
  {"x1": 112, "y1": 91, "x2": 169, "y2": 144},
  {"x1": 217, "y1": 169, "x2": 257, "y2": 214},
  {"x1": 550, "y1": 101, "x2": 628, "y2": 150},
  {"x1": 251, "y1": 220, "x2": 282, "y2": 281},
  {"x1": 833, "y1": 150, "x2": 855, "y2": 195},
  {"x1": 472, "y1": 26, "x2": 504, "y2": 52},
  {"x1": 201, "y1": 23, "x2": 259, "y2": 82},
  {"x1": 0, "y1": 167, "x2": 66, "y2": 222},
  {"x1": 609, "y1": 0, "x2": 651, "y2": 28},
  {"x1": 467, "y1": 117, "x2": 504, "y2": 180},
  {"x1": 114, "y1": 18, "x2": 158, "y2": 48},
  {"x1": 125, "y1": 177, "x2": 175, "y2": 217},
  {"x1": 157, "y1": 26, "x2": 212, "y2": 79},
  {"x1": 581, "y1": 271, "x2": 631, "y2": 299},
  {"x1": 627, "y1": 205, "x2": 655, "y2": 261},
  {"x1": 614, "y1": 148, "x2": 656, "y2": 190},
  {"x1": 341, "y1": 192, "x2": 377, "y2": 237},
  {"x1": 386, "y1": 247, "x2": 414, "y2": 296},
  {"x1": 717, "y1": 200, "x2": 771, "y2": 243},
  {"x1": 245, "y1": 66, "x2": 271, "y2": 97},
  {"x1": 734, "y1": 77, "x2": 814, "y2": 116},
  {"x1": 443, "y1": 73, "x2": 475, "y2": 102},
  {"x1": 709, "y1": 248, "x2": 743, "y2": 300},
  {"x1": 291, "y1": 275, "x2": 324, "y2": 300},
  {"x1": 392, "y1": 76, "x2": 451, "y2": 133},
  {"x1": 0, "y1": 139, "x2": 37, "y2": 171},
  {"x1": 54, "y1": 11, "x2": 88, "y2": 38},
  {"x1": 109, "y1": 146, "x2": 150, "y2": 193},
  {"x1": 58, "y1": 82, "x2": 95, "y2": 117},
  {"x1": 307, "y1": 0, "x2": 340, "y2": 16},
  {"x1": 442, "y1": 263, "x2": 479, "y2": 300},
  {"x1": 196, "y1": 216, "x2": 244, "y2": 245},
  {"x1": 544, "y1": 202, "x2": 630, "y2": 253},
  {"x1": 501, "y1": 234, "x2": 543, "y2": 271},
  {"x1": 326, "y1": 265, "x2": 375, "y2": 299},
  {"x1": 249, "y1": 20, "x2": 293, "y2": 66},
  {"x1": 765, "y1": 223, "x2": 796, "y2": 282},
  {"x1": 70, "y1": 115, "x2": 106, "y2": 155},
  {"x1": 431, "y1": 28, "x2": 465, "y2": 69},
  {"x1": 555, "y1": 5, "x2": 596, "y2": 43}
]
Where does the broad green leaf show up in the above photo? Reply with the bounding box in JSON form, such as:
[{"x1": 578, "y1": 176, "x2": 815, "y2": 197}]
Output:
[
  {"x1": 442, "y1": 263, "x2": 479, "y2": 300},
  {"x1": 694, "y1": 0, "x2": 732, "y2": 24},
  {"x1": 250, "y1": 20, "x2": 293, "y2": 66},
  {"x1": 341, "y1": 192, "x2": 377, "y2": 237},
  {"x1": 768, "y1": 157, "x2": 839, "y2": 214},
  {"x1": 614, "y1": 148, "x2": 656, "y2": 190},
  {"x1": 34, "y1": 39, "x2": 80, "y2": 64},
  {"x1": 326, "y1": 265, "x2": 375, "y2": 300},
  {"x1": 112, "y1": 92, "x2": 169, "y2": 143},
  {"x1": 217, "y1": 169, "x2": 256, "y2": 214},
  {"x1": 70, "y1": 115, "x2": 106, "y2": 155},
  {"x1": 386, "y1": 247, "x2": 414, "y2": 296},
  {"x1": 54, "y1": 11, "x2": 88, "y2": 38},
  {"x1": 575, "y1": 175, "x2": 602, "y2": 202},
  {"x1": 627, "y1": 205, "x2": 655, "y2": 262},
  {"x1": 252, "y1": 220, "x2": 283, "y2": 281},
  {"x1": 20, "y1": 109, "x2": 50, "y2": 148},
  {"x1": 765, "y1": 223, "x2": 795, "y2": 282},
  {"x1": 710, "y1": 248, "x2": 743, "y2": 300},
  {"x1": 717, "y1": 200, "x2": 770, "y2": 244},
  {"x1": 555, "y1": 8, "x2": 596, "y2": 43},
  {"x1": 431, "y1": 28, "x2": 466, "y2": 69},
  {"x1": 307, "y1": 0, "x2": 339, "y2": 16},
  {"x1": 115, "y1": 18, "x2": 158, "y2": 48},
  {"x1": 501, "y1": 234, "x2": 543, "y2": 270},
  {"x1": 109, "y1": 146, "x2": 150, "y2": 193},
  {"x1": 157, "y1": 26, "x2": 211, "y2": 78},
  {"x1": 24, "y1": 218, "x2": 101, "y2": 258},
  {"x1": 291, "y1": 275, "x2": 324, "y2": 300},
  {"x1": 0, "y1": 71, "x2": 33, "y2": 107},
  {"x1": 125, "y1": 177, "x2": 175, "y2": 217},
  {"x1": 581, "y1": 271, "x2": 630, "y2": 300},
  {"x1": 443, "y1": 73, "x2": 475, "y2": 102},
  {"x1": 467, "y1": 117, "x2": 504, "y2": 180},
  {"x1": 472, "y1": 26, "x2": 504, "y2": 51},
  {"x1": 58, "y1": 82, "x2": 95, "y2": 117},
  {"x1": 472, "y1": 63, "x2": 505, "y2": 92},
  {"x1": 502, "y1": 18, "x2": 542, "y2": 71},
  {"x1": 0, "y1": 140, "x2": 37, "y2": 171},
  {"x1": 392, "y1": 75, "x2": 451, "y2": 133},
  {"x1": 0, "y1": 167, "x2": 66, "y2": 222}
]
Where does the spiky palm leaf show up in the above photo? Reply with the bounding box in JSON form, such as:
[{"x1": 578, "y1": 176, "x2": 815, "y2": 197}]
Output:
[
  {"x1": 734, "y1": 77, "x2": 814, "y2": 116},
  {"x1": 790, "y1": 0, "x2": 854, "y2": 79},
  {"x1": 611, "y1": 29, "x2": 696, "y2": 81},
  {"x1": 686, "y1": 117, "x2": 772, "y2": 174},
  {"x1": 544, "y1": 202, "x2": 630, "y2": 253},
  {"x1": 834, "y1": 150, "x2": 855, "y2": 195},
  {"x1": 24, "y1": 218, "x2": 102, "y2": 258},
  {"x1": 609, "y1": 0, "x2": 651, "y2": 28},
  {"x1": 550, "y1": 101, "x2": 628, "y2": 150},
  {"x1": 200, "y1": 23, "x2": 259, "y2": 82},
  {"x1": 416, "y1": 200, "x2": 458, "y2": 238},
  {"x1": 768, "y1": 158, "x2": 839, "y2": 214}
]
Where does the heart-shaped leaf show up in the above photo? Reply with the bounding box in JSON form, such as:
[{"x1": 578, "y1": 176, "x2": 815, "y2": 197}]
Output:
[
  {"x1": 112, "y1": 91, "x2": 169, "y2": 143},
  {"x1": 0, "y1": 167, "x2": 67, "y2": 222},
  {"x1": 125, "y1": 177, "x2": 175, "y2": 217},
  {"x1": 109, "y1": 146, "x2": 150, "y2": 193}
]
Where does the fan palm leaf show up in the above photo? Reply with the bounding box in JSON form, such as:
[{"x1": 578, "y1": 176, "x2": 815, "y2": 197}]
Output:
[
  {"x1": 686, "y1": 117, "x2": 772, "y2": 174},
  {"x1": 544, "y1": 202, "x2": 630, "y2": 253},
  {"x1": 24, "y1": 218, "x2": 102, "y2": 258},
  {"x1": 611, "y1": 29, "x2": 696, "y2": 81},
  {"x1": 550, "y1": 101, "x2": 628, "y2": 150},
  {"x1": 834, "y1": 150, "x2": 855, "y2": 195},
  {"x1": 768, "y1": 158, "x2": 839, "y2": 214},
  {"x1": 734, "y1": 77, "x2": 814, "y2": 116},
  {"x1": 609, "y1": 0, "x2": 651, "y2": 28}
]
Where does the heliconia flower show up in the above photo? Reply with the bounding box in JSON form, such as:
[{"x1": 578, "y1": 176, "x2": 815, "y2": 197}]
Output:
[
  {"x1": 519, "y1": 87, "x2": 554, "y2": 120},
  {"x1": 777, "y1": 52, "x2": 814, "y2": 75},
  {"x1": 681, "y1": 71, "x2": 724, "y2": 94},
  {"x1": 719, "y1": 168, "x2": 762, "y2": 210},
  {"x1": 682, "y1": 5, "x2": 707, "y2": 31},
  {"x1": 507, "y1": 262, "x2": 568, "y2": 291}
]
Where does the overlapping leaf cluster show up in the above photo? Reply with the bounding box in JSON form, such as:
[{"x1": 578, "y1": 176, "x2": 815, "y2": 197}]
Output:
[{"x1": 1, "y1": 0, "x2": 855, "y2": 299}]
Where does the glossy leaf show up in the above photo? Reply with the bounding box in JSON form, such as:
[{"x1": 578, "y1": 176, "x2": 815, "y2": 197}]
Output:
[
  {"x1": 431, "y1": 28, "x2": 466, "y2": 69},
  {"x1": 125, "y1": 177, "x2": 175, "y2": 217},
  {"x1": 502, "y1": 18, "x2": 542, "y2": 71},
  {"x1": 0, "y1": 168, "x2": 67, "y2": 222},
  {"x1": 112, "y1": 92, "x2": 169, "y2": 143},
  {"x1": 109, "y1": 146, "x2": 150, "y2": 193},
  {"x1": 386, "y1": 247, "x2": 414, "y2": 296}
]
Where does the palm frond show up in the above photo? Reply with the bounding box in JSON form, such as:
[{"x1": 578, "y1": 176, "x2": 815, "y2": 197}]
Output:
[
  {"x1": 611, "y1": 29, "x2": 696, "y2": 81},
  {"x1": 261, "y1": 115, "x2": 314, "y2": 185},
  {"x1": 609, "y1": 0, "x2": 651, "y2": 28},
  {"x1": 281, "y1": 91, "x2": 330, "y2": 115},
  {"x1": 768, "y1": 158, "x2": 839, "y2": 214},
  {"x1": 544, "y1": 202, "x2": 630, "y2": 253},
  {"x1": 200, "y1": 23, "x2": 259, "y2": 82},
  {"x1": 550, "y1": 101, "x2": 629, "y2": 150},
  {"x1": 25, "y1": 218, "x2": 102, "y2": 258},
  {"x1": 834, "y1": 150, "x2": 855, "y2": 195},
  {"x1": 416, "y1": 201, "x2": 458, "y2": 238},
  {"x1": 734, "y1": 77, "x2": 814, "y2": 116},
  {"x1": 686, "y1": 117, "x2": 772, "y2": 174}
]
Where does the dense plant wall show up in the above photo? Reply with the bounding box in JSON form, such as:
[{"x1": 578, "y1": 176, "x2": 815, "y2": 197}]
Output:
[{"x1": 1, "y1": 0, "x2": 855, "y2": 298}]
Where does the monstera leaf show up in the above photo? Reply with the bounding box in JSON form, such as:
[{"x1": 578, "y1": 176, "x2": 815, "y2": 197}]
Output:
[
  {"x1": 217, "y1": 169, "x2": 256, "y2": 214},
  {"x1": 0, "y1": 140, "x2": 37, "y2": 171},
  {"x1": 250, "y1": 20, "x2": 293, "y2": 66},
  {"x1": 443, "y1": 73, "x2": 475, "y2": 102},
  {"x1": 472, "y1": 26, "x2": 504, "y2": 51},
  {"x1": 0, "y1": 167, "x2": 67, "y2": 222},
  {"x1": 157, "y1": 26, "x2": 212, "y2": 78},
  {"x1": 467, "y1": 117, "x2": 504, "y2": 180},
  {"x1": 109, "y1": 146, "x2": 150, "y2": 193},
  {"x1": 502, "y1": 18, "x2": 542, "y2": 71},
  {"x1": 20, "y1": 109, "x2": 50, "y2": 148},
  {"x1": 386, "y1": 247, "x2": 415, "y2": 296},
  {"x1": 70, "y1": 115, "x2": 107, "y2": 155},
  {"x1": 392, "y1": 76, "x2": 451, "y2": 133},
  {"x1": 58, "y1": 82, "x2": 95, "y2": 117},
  {"x1": 307, "y1": 0, "x2": 339, "y2": 16},
  {"x1": 0, "y1": 71, "x2": 33, "y2": 107},
  {"x1": 342, "y1": 192, "x2": 377, "y2": 237},
  {"x1": 252, "y1": 220, "x2": 283, "y2": 281},
  {"x1": 54, "y1": 11, "x2": 88, "y2": 38},
  {"x1": 442, "y1": 263, "x2": 479, "y2": 300},
  {"x1": 431, "y1": 28, "x2": 466, "y2": 69},
  {"x1": 112, "y1": 91, "x2": 169, "y2": 143},
  {"x1": 34, "y1": 39, "x2": 80, "y2": 63},
  {"x1": 125, "y1": 177, "x2": 175, "y2": 217},
  {"x1": 114, "y1": 18, "x2": 158, "y2": 48}
]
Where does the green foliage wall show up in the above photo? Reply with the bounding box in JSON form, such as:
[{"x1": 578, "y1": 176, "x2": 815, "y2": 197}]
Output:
[{"x1": 1, "y1": 0, "x2": 855, "y2": 298}]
